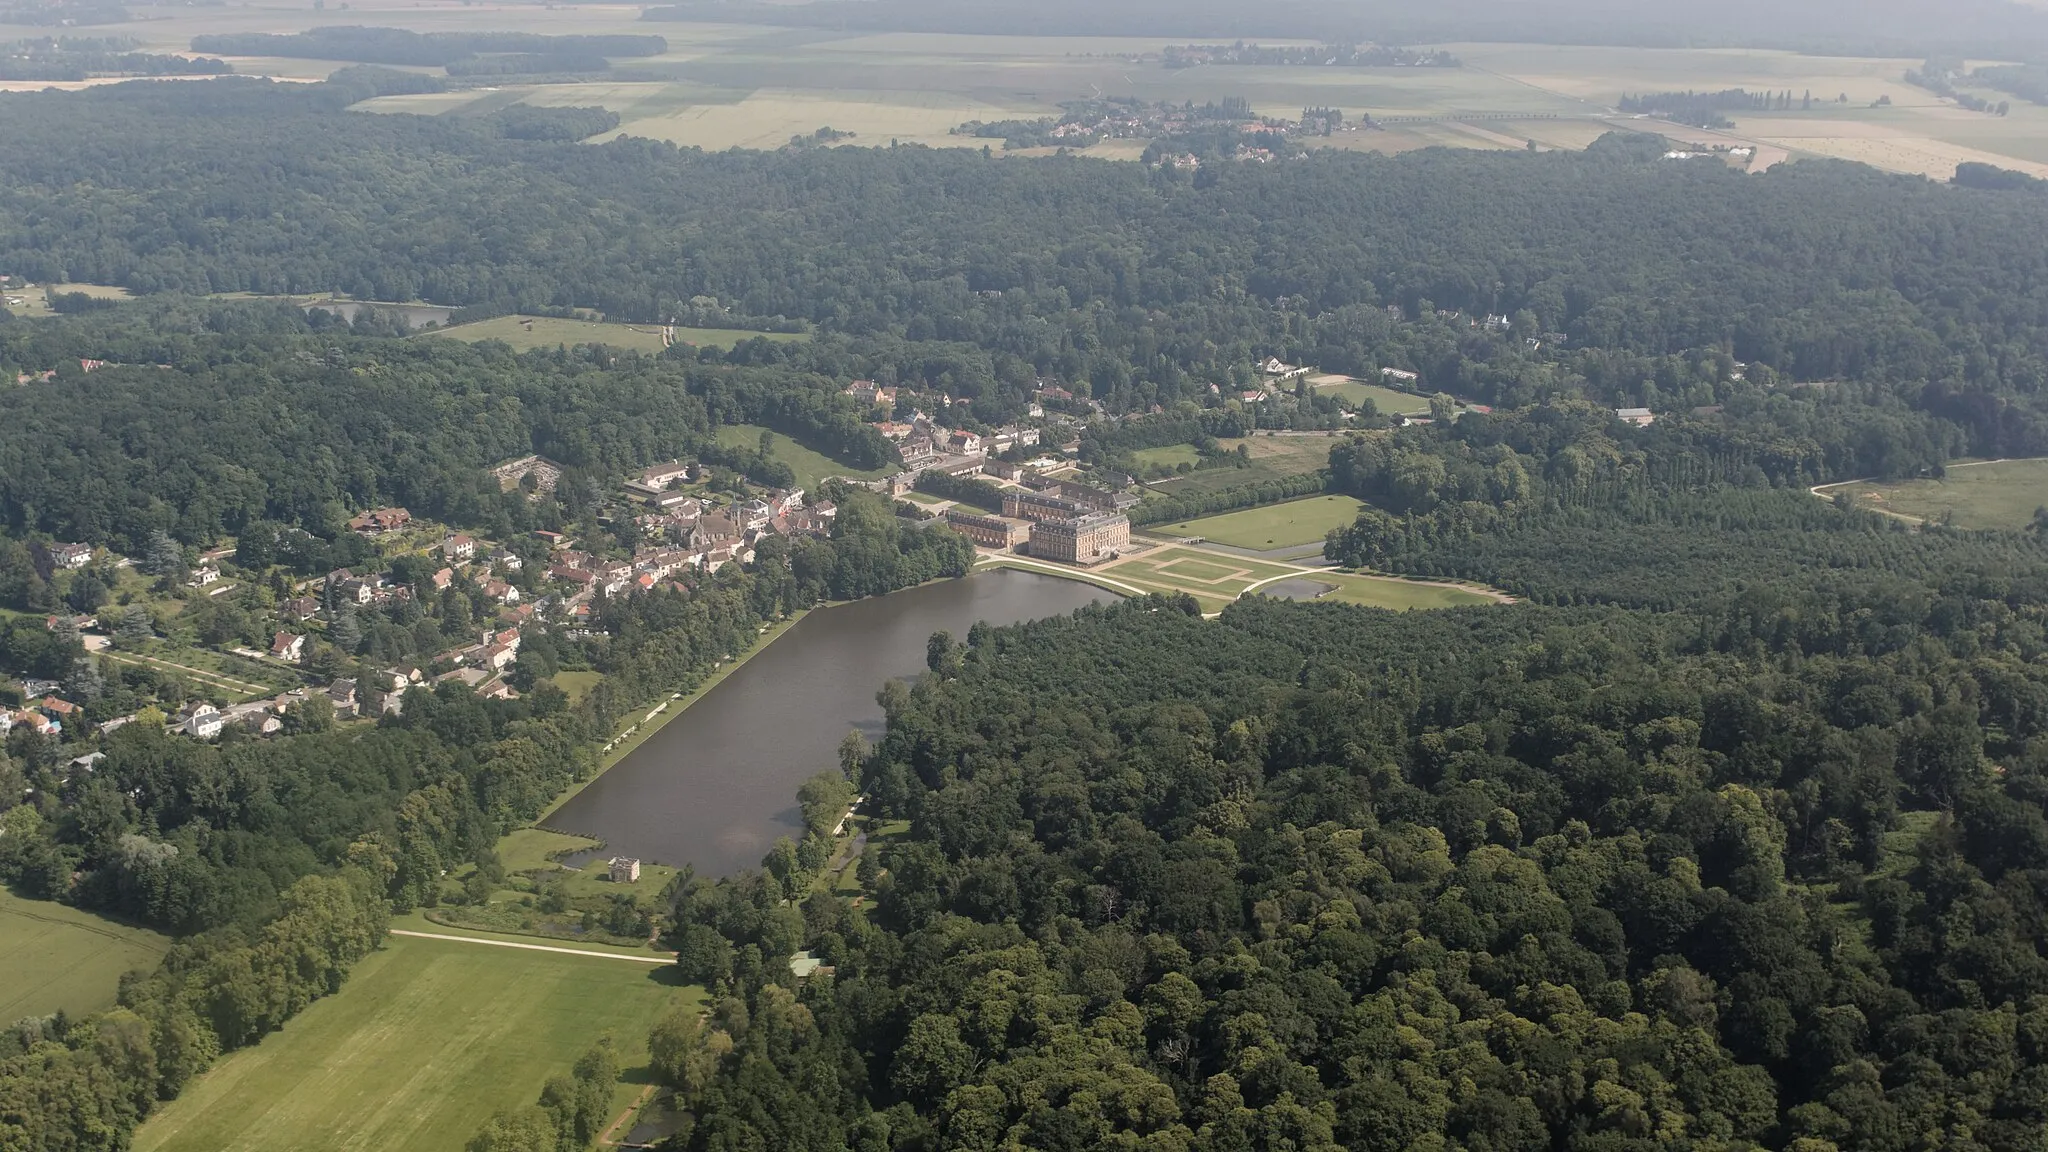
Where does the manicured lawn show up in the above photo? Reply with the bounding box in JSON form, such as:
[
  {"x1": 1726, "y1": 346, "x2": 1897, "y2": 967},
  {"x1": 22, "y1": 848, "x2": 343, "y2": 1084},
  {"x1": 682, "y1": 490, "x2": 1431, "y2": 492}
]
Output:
[
  {"x1": 423, "y1": 314, "x2": 808, "y2": 354},
  {"x1": 0, "y1": 888, "x2": 171, "y2": 1021},
  {"x1": 714, "y1": 423, "x2": 895, "y2": 490},
  {"x1": 132, "y1": 931, "x2": 696, "y2": 1152},
  {"x1": 1833, "y1": 458, "x2": 2048, "y2": 530},
  {"x1": 1158, "y1": 494, "x2": 1367, "y2": 549},
  {"x1": 1157, "y1": 558, "x2": 1244, "y2": 582}
]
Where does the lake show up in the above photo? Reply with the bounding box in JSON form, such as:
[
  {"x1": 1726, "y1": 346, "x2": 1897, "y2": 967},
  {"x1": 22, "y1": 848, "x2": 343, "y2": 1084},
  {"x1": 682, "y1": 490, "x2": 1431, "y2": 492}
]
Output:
[
  {"x1": 300, "y1": 300, "x2": 455, "y2": 329},
  {"x1": 542, "y1": 569, "x2": 1118, "y2": 876}
]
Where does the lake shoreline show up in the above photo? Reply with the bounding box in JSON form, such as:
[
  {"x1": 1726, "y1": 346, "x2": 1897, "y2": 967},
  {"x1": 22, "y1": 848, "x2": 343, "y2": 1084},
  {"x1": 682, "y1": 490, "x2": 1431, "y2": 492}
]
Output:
[{"x1": 533, "y1": 609, "x2": 812, "y2": 826}]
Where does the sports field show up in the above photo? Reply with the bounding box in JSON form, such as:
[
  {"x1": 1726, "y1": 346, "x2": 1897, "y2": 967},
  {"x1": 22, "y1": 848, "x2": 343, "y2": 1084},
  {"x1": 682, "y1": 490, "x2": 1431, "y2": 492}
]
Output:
[
  {"x1": 1158, "y1": 494, "x2": 1367, "y2": 549},
  {"x1": 0, "y1": 888, "x2": 171, "y2": 1021},
  {"x1": 1832, "y1": 459, "x2": 2048, "y2": 530},
  {"x1": 423, "y1": 315, "x2": 807, "y2": 354},
  {"x1": 714, "y1": 423, "x2": 895, "y2": 490},
  {"x1": 1311, "y1": 376, "x2": 1432, "y2": 415},
  {"x1": 132, "y1": 930, "x2": 695, "y2": 1152}
]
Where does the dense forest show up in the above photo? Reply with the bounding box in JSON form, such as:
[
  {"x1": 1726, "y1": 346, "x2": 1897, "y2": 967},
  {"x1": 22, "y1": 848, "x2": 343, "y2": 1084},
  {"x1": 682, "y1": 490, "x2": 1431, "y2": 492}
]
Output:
[
  {"x1": 6, "y1": 76, "x2": 2048, "y2": 471},
  {"x1": 657, "y1": 575, "x2": 2048, "y2": 1151}
]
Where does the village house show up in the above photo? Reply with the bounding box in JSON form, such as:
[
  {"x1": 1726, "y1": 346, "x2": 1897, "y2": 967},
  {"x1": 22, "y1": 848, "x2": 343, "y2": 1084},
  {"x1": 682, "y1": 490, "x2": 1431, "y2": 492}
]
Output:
[
  {"x1": 947, "y1": 429, "x2": 984, "y2": 456},
  {"x1": 365, "y1": 668, "x2": 421, "y2": 716},
  {"x1": 1260, "y1": 357, "x2": 1310, "y2": 381},
  {"x1": 480, "y1": 580, "x2": 519, "y2": 605},
  {"x1": 650, "y1": 492, "x2": 701, "y2": 515},
  {"x1": 549, "y1": 564, "x2": 596, "y2": 589},
  {"x1": 442, "y1": 534, "x2": 477, "y2": 562},
  {"x1": 772, "y1": 489, "x2": 806, "y2": 516},
  {"x1": 1615, "y1": 407, "x2": 1657, "y2": 427},
  {"x1": 489, "y1": 547, "x2": 524, "y2": 573},
  {"x1": 346, "y1": 508, "x2": 412, "y2": 535},
  {"x1": 38, "y1": 697, "x2": 79, "y2": 723},
  {"x1": 0, "y1": 709, "x2": 60, "y2": 738},
  {"x1": 431, "y1": 567, "x2": 454, "y2": 592},
  {"x1": 187, "y1": 566, "x2": 222, "y2": 588},
  {"x1": 871, "y1": 421, "x2": 919, "y2": 441},
  {"x1": 270, "y1": 631, "x2": 305, "y2": 663},
  {"x1": 48, "y1": 542, "x2": 93, "y2": 570},
  {"x1": 326, "y1": 679, "x2": 359, "y2": 720},
  {"x1": 534, "y1": 530, "x2": 571, "y2": 550}
]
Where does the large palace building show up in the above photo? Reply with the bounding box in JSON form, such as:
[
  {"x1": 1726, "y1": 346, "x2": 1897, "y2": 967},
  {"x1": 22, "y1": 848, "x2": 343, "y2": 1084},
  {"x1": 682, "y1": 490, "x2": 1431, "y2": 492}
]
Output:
[{"x1": 1028, "y1": 512, "x2": 1131, "y2": 566}]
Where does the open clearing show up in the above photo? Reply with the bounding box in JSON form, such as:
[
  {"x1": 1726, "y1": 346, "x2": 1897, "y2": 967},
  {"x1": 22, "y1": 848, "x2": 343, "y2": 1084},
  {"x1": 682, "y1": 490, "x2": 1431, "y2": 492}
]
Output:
[
  {"x1": 132, "y1": 929, "x2": 695, "y2": 1152},
  {"x1": 0, "y1": 889, "x2": 171, "y2": 1021},
  {"x1": 1158, "y1": 494, "x2": 1367, "y2": 549},
  {"x1": 1832, "y1": 459, "x2": 2048, "y2": 530},
  {"x1": 714, "y1": 422, "x2": 895, "y2": 489},
  {"x1": 1099, "y1": 546, "x2": 1302, "y2": 610},
  {"x1": 423, "y1": 314, "x2": 807, "y2": 354},
  {"x1": 1260, "y1": 571, "x2": 1500, "y2": 611}
]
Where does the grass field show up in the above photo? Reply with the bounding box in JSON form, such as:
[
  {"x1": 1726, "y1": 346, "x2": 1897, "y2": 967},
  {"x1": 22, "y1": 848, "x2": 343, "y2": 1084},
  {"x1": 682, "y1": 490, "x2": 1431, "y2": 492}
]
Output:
[
  {"x1": 0, "y1": 888, "x2": 171, "y2": 1021},
  {"x1": 714, "y1": 423, "x2": 895, "y2": 490},
  {"x1": 1144, "y1": 435, "x2": 1337, "y2": 498},
  {"x1": 423, "y1": 314, "x2": 808, "y2": 354},
  {"x1": 1312, "y1": 377, "x2": 1432, "y2": 414},
  {"x1": 1158, "y1": 494, "x2": 1367, "y2": 549},
  {"x1": 1832, "y1": 459, "x2": 2048, "y2": 530},
  {"x1": 1133, "y1": 443, "x2": 1202, "y2": 471},
  {"x1": 550, "y1": 670, "x2": 604, "y2": 704},
  {"x1": 1269, "y1": 571, "x2": 1500, "y2": 611},
  {"x1": 132, "y1": 932, "x2": 695, "y2": 1152}
]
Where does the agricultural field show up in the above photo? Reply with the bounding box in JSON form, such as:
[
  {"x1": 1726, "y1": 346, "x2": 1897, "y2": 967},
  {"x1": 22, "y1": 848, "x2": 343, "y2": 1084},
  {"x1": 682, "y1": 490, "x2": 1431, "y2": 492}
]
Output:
[
  {"x1": 714, "y1": 423, "x2": 895, "y2": 490},
  {"x1": 5, "y1": 0, "x2": 2042, "y2": 177},
  {"x1": 1830, "y1": 458, "x2": 2048, "y2": 530},
  {"x1": 1157, "y1": 494, "x2": 1367, "y2": 549},
  {"x1": 0, "y1": 889, "x2": 171, "y2": 1022},
  {"x1": 1257, "y1": 571, "x2": 1501, "y2": 611},
  {"x1": 423, "y1": 314, "x2": 806, "y2": 354},
  {"x1": 131, "y1": 930, "x2": 695, "y2": 1152}
]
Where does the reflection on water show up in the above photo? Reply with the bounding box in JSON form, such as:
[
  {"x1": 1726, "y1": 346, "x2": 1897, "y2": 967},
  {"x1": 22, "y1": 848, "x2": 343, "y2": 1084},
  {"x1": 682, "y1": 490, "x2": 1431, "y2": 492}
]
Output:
[{"x1": 543, "y1": 570, "x2": 1117, "y2": 876}]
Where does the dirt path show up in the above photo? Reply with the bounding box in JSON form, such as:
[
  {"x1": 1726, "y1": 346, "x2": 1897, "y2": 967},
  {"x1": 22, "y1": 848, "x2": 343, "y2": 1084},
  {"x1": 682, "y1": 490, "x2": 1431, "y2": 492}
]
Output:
[
  {"x1": 388, "y1": 928, "x2": 675, "y2": 965},
  {"x1": 600, "y1": 1084, "x2": 660, "y2": 1148}
]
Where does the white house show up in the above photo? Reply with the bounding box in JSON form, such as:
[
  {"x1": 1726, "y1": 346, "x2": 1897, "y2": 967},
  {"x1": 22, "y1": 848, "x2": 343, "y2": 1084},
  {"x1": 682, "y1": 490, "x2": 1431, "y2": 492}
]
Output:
[{"x1": 270, "y1": 631, "x2": 305, "y2": 663}]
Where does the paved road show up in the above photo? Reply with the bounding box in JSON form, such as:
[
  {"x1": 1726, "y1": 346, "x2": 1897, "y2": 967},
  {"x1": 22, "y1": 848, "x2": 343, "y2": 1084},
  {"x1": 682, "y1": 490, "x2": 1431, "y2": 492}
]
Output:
[{"x1": 388, "y1": 928, "x2": 674, "y2": 965}]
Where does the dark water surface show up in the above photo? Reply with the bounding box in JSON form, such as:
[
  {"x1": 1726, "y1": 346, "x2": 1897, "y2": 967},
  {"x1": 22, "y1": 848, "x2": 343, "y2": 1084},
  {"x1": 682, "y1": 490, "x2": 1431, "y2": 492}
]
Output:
[{"x1": 543, "y1": 570, "x2": 1117, "y2": 876}]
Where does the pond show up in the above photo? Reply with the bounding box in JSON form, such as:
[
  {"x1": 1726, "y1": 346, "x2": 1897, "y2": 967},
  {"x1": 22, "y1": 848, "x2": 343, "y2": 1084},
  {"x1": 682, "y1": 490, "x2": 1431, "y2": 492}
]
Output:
[
  {"x1": 542, "y1": 569, "x2": 1118, "y2": 876},
  {"x1": 300, "y1": 299, "x2": 455, "y2": 329}
]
